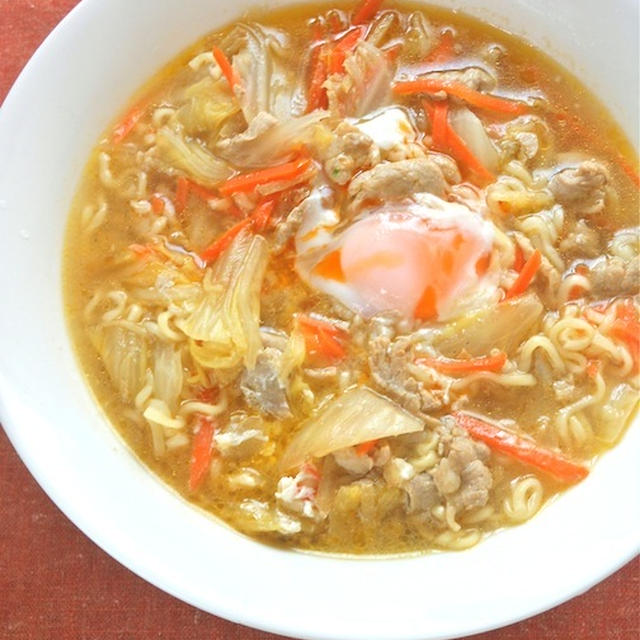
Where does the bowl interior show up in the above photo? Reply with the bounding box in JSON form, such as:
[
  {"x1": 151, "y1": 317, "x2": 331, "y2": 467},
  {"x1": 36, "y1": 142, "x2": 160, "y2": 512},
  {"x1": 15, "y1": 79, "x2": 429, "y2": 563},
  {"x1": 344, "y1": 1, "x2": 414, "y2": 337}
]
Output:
[{"x1": 0, "y1": 1, "x2": 638, "y2": 639}]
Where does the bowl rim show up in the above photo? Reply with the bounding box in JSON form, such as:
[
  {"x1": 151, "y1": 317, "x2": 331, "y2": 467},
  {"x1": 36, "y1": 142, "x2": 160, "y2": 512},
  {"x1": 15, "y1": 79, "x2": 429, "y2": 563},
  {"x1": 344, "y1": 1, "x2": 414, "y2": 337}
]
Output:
[{"x1": 0, "y1": 1, "x2": 638, "y2": 639}]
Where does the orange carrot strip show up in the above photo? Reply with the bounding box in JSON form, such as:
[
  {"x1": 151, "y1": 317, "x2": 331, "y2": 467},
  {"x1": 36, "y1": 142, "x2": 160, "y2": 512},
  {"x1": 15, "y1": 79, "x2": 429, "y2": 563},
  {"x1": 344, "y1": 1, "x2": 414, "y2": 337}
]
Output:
[
  {"x1": 200, "y1": 218, "x2": 252, "y2": 264},
  {"x1": 394, "y1": 79, "x2": 528, "y2": 114},
  {"x1": 444, "y1": 118, "x2": 495, "y2": 183},
  {"x1": 250, "y1": 197, "x2": 277, "y2": 232},
  {"x1": 430, "y1": 100, "x2": 449, "y2": 150},
  {"x1": 218, "y1": 156, "x2": 312, "y2": 197},
  {"x1": 150, "y1": 195, "x2": 165, "y2": 215},
  {"x1": 175, "y1": 176, "x2": 190, "y2": 214},
  {"x1": 426, "y1": 99, "x2": 494, "y2": 182},
  {"x1": 212, "y1": 46, "x2": 239, "y2": 92},
  {"x1": 199, "y1": 198, "x2": 277, "y2": 264},
  {"x1": 416, "y1": 352, "x2": 508, "y2": 375},
  {"x1": 453, "y1": 412, "x2": 589, "y2": 483},
  {"x1": 352, "y1": 0, "x2": 385, "y2": 24},
  {"x1": 505, "y1": 250, "x2": 541, "y2": 299},
  {"x1": 329, "y1": 26, "x2": 366, "y2": 74},
  {"x1": 297, "y1": 314, "x2": 346, "y2": 361},
  {"x1": 513, "y1": 244, "x2": 525, "y2": 272},
  {"x1": 188, "y1": 416, "x2": 216, "y2": 492},
  {"x1": 307, "y1": 44, "x2": 330, "y2": 112},
  {"x1": 112, "y1": 102, "x2": 146, "y2": 144},
  {"x1": 355, "y1": 440, "x2": 379, "y2": 456}
]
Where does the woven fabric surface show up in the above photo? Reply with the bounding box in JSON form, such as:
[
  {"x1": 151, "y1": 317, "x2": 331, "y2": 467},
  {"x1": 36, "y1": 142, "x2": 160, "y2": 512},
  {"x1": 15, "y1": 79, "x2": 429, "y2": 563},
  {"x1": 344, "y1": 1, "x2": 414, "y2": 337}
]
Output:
[{"x1": 0, "y1": 1, "x2": 638, "y2": 639}]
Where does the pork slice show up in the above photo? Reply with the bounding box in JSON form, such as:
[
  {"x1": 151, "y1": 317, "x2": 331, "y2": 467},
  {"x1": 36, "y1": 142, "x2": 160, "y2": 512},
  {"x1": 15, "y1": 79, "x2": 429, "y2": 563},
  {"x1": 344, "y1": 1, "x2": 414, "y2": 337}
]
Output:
[
  {"x1": 589, "y1": 255, "x2": 640, "y2": 297},
  {"x1": 241, "y1": 347, "x2": 292, "y2": 420},
  {"x1": 324, "y1": 121, "x2": 380, "y2": 185},
  {"x1": 216, "y1": 111, "x2": 278, "y2": 158},
  {"x1": 422, "y1": 67, "x2": 496, "y2": 92},
  {"x1": 368, "y1": 335, "x2": 441, "y2": 417},
  {"x1": 548, "y1": 160, "x2": 609, "y2": 215},
  {"x1": 559, "y1": 219, "x2": 601, "y2": 259},
  {"x1": 447, "y1": 460, "x2": 492, "y2": 512},
  {"x1": 405, "y1": 472, "x2": 440, "y2": 514},
  {"x1": 348, "y1": 158, "x2": 446, "y2": 208},
  {"x1": 431, "y1": 424, "x2": 492, "y2": 513}
]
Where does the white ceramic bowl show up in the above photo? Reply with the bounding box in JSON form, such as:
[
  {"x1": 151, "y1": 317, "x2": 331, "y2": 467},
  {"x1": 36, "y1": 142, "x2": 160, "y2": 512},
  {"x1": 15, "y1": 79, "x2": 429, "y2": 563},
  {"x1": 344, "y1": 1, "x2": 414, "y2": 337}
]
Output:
[{"x1": 0, "y1": 1, "x2": 638, "y2": 638}]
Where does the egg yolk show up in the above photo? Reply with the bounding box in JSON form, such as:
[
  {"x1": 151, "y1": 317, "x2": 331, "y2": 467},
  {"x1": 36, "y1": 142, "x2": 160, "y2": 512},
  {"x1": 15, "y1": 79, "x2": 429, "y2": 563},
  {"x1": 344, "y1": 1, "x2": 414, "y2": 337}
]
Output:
[{"x1": 316, "y1": 210, "x2": 492, "y2": 320}]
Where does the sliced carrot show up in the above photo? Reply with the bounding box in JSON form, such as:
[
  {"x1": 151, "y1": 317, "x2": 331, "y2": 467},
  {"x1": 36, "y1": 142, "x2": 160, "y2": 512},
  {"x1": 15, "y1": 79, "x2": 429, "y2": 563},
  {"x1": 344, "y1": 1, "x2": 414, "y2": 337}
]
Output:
[
  {"x1": 505, "y1": 249, "x2": 541, "y2": 299},
  {"x1": 327, "y1": 13, "x2": 343, "y2": 33},
  {"x1": 425, "y1": 30, "x2": 454, "y2": 64},
  {"x1": 307, "y1": 43, "x2": 330, "y2": 112},
  {"x1": 445, "y1": 114, "x2": 495, "y2": 183},
  {"x1": 355, "y1": 440, "x2": 379, "y2": 456},
  {"x1": 328, "y1": 26, "x2": 366, "y2": 74},
  {"x1": 200, "y1": 217, "x2": 252, "y2": 264},
  {"x1": 150, "y1": 195, "x2": 165, "y2": 215},
  {"x1": 250, "y1": 197, "x2": 277, "y2": 232},
  {"x1": 416, "y1": 352, "x2": 508, "y2": 375},
  {"x1": 394, "y1": 79, "x2": 528, "y2": 114},
  {"x1": 218, "y1": 156, "x2": 313, "y2": 197},
  {"x1": 112, "y1": 102, "x2": 146, "y2": 144},
  {"x1": 188, "y1": 416, "x2": 216, "y2": 492},
  {"x1": 212, "y1": 46, "x2": 239, "y2": 92},
  {"x1": 426, "y1": 99, "x2": 494, "y2": 183},
  {"x1": 199, "y1": 197, "x2": 277, "y2": 264},
  {"x1": 352, "y1": 0, "x2": 385, "y2": 24},
  {"x1": 513, "y1": 244, "x2": 525, "y2": 272},
  {"x1": 430, "y1": 100, "x2": 449, "y2": 150},
  {"x1": 453, "y1": 412, "x2": 589, "y2": 483},
  {"x1": 297, "y1": 314, "x2": 346, "y2": 362},
  {"x1": 175, "y1": 176, "x2": 190, "y2": 214}
]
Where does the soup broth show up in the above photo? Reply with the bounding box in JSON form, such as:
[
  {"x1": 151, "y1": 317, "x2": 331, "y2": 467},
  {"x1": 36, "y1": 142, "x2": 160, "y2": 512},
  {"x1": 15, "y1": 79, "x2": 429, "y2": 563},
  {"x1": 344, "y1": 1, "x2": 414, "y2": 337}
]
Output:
[{"x1": 64, "y1": 1, "x2": 639, "y2": 554}]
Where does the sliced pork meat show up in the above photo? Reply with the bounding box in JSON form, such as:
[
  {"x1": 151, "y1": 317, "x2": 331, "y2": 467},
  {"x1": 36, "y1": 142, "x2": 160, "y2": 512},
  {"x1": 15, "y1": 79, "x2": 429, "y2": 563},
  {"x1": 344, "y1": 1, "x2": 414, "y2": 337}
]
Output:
[
  {"x1": 431, "y1": 421, "x2": 492, "y2": 513},
  {"x1": 559, "y1": 219, "x2": 601, "y2": 259},
  {"x1": 405, "y1": 472, "x2": 440, "y2": 515},
  {"x1": 423, "y1": 67, "x2": 496, "y2": 92},
  {"x1": 368, "y1": 335, "x2": 441, "y2": 417},
  {"x1": 589, "y1": 255, "x2": 640, "y2": 297},
  {"x1": 428, "y1": 152, "x2": 462, "y2": 184},
  {"x1": 548, "y1": 160, "x2": 609, "y2": 215},
  {"x1": 323, "y1": 121, "x2": 380, "y2": 185},
  {"x1": 241, "y1": 346, "x2": 292, "y2": 419},
  {"x1": 348, "y1": 158, "x2": 446, "y2": 208},
  {"x1": 216, "y1": 111, "x2": 278, "y2": 158}
]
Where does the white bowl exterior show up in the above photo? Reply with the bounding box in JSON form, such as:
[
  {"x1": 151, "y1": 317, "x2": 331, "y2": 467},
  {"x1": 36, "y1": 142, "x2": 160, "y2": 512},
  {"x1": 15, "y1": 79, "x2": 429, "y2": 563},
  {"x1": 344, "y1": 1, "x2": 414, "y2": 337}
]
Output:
[{"x1": 0, "y1": 1, "x2": 638, "y2": 639}]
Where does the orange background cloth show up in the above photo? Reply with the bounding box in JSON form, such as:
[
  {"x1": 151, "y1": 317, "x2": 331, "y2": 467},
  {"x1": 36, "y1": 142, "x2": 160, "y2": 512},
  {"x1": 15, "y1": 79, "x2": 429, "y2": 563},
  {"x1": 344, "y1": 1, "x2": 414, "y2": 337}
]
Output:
[{"x1": 0, "y1": 1, "x2": 637, "y2": 638}]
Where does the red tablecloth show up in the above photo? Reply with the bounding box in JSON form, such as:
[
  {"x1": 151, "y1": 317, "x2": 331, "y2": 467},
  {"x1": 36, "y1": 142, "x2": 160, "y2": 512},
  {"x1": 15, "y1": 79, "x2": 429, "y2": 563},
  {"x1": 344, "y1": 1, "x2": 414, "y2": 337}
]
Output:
[{"x1": 0, "y1": 1, "x2": 638, "y2": 638}]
